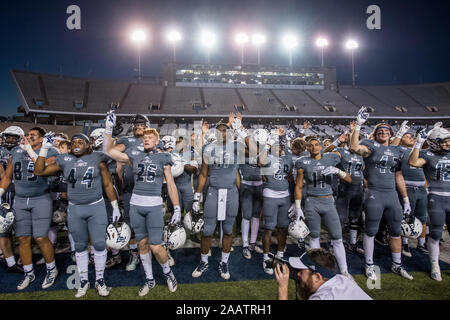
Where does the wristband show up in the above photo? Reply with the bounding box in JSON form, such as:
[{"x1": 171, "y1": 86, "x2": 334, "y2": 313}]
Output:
[
  {"x1": 402, "y1": 197, "x2": 410, "y2": 204},
  {"x1": 111, "y1": 200, "x2": 119, "y2": 209},
  {"x1": 295, "y1": 200, "x2": 302, "y2": 209},
  {"x1": 194, "y1": 192, "x2": 201, "y2": 201},
  {"x1": 337, "y1": 169, "x2": 347, "y2": 180},
  {"x1": 39, "y1": 148, "x2": 48, "y2": 158},
  {"x1": 105, "y1": 127, "x2": 113, "y2": 135},
  {"x1": 355, "y1": 124, "x2": 361, "y2": 131},
  {"x1": 22, "y1": 144, "x2": 38, "y2": 161},
  {"x1": 174, "y1": 205, "x2": 181, "y2": 213},
  {"x1": 332, "y1": 139, "x2": 340, "y2": 148},
  {"x1": 414, "y1": 141, "x2": 423, "y2": 150}
]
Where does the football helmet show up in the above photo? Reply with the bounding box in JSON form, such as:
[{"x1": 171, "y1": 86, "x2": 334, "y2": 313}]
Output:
[
  {"x1": 161, "y1": 135, "x2": 176, "y2": 150},
  {"x1": 252, "y1": 128, "x2": 269, "y2": 145},
  {"x1": 171, "y1": 153, "x2": 185, "y2": 178},
  {"x1": 183, "y1": 210, "x2": 205, "y2": 234},
  {"x1": 427, "y1": 127, "x2": 450, "y2": 153},
  {"x1": 163, "y1": 223, "x2": 186, "y2": 250},
  {"x1": 288, "y1": 218, "x2": 310, "y2": 240},
  {"x1": 52, "y1": 207, "x2": 67, "y2": 224},
  {"x1": 2, "y1": 126, "x2": 24, "y2": 148},
  {"x1": 90, "y1": 128, "x2": 105, "y2": 149},
  {"x1": 0, "y1": 203, "x2": 14, "y2": 233},
  {"x1": 106, "y1": 221, "x2": 131, "y2": 250},
  {"x1": 401, "y1": 216, "x2": 423, "y2": 239},
  {"x1": 132, "y1": 114, "x2": 150, "y2": 128}
]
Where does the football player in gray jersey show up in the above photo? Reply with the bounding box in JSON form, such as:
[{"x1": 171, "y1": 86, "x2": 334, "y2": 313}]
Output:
[
  {"x1": 106, "y1": 127, "x2": 180, "y2": 295},
  {"x1": 295, "y1": 137, "x2": 352, "y2": 278},
  {"x1": 409, "y1": 124, "x2": 450, "y2": 281},
  {"x1": 34, "y1": 133, "x2": 121, "y2": 298},
  {"x1": 350, "y1": 107, "x2": 414, "y2": 281}
]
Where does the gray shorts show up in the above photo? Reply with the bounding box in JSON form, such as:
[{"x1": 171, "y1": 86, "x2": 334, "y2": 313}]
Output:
[
  {"x1": 262, "y1": 196, "x2": 290, "y2": 230},
  {"x1": 13, "y1": 193, "x2": 52, "y2": 238},
  {"x1": 130, "y1": 204, "x2": 164, "y2": 245},
  {"x1": 67, "y1": 198, "x2": 108, "y2": 252},
  {"x1": 336, "y1": 183, "x2": 363, "y2": 224},
  {"x1": 427, "y1": 194, "x2": 450, "y2": 241},
  {"x1": 364, "y1": 189, "x2": 402, "y2": 237},
  {"x1": 177, "y1": 182, "x2": 194, "y2": 213},
  {"x1": 203, "y1": 186, "x2": 239, "y2": 237},
  {"x1": 406, "y1": 186, "x2": 427, "y2": 224},
  {"x1": 305, "y1": 196, "x2": 342, "y2": 240},
  {"x1": 240, "y1": 184, "x2": 263, "y2": 220}
]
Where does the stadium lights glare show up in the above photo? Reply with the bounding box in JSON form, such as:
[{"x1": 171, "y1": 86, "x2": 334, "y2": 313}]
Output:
[
  {"x1": 131, "y1": 29, "x2": 147, "y2": 43},
  {"x1": 282, "y1": 34, "x2": 298, "y2": 49},
  {"x1": 316, "y1": 37, "x2": 329, "y2": 47},
  {"x1": 345, "y1": 40, "x2": 359, "y2": 87},
  {"x1": 235, "y1": 33, "x2": 249, "y2": 44},
  {"x1": 200, "y1": 30, "x2": 216, "y2": 49},
  {"x1": 345, "y1": 39, "x2": 358, "y2": 50},
  {"x1": 167, "y1": 30, "x2": 182, "y2": 43},
  {"x1": 251, "y1": 34, "x2": 266, "y2": 46}
]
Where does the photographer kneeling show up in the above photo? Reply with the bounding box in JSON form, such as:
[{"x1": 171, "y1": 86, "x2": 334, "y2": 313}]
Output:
[{"x1": 274, "y1": 248, "x2": 372, "y2": 300}]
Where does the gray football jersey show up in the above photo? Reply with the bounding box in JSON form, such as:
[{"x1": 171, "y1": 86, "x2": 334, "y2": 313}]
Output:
[
  {"x1": 336, "y1": 147, "x2": 364, "y2": 186},
  {"x1": 117, "y1": 136, "x2": 143, "y2": 193},
  {"x1": 11, "y1": 146, "x2": 59, "y2": 197},
  {"x1": 360, "y1": 139, "x2": 401, "y2": 190},
  {"x1": 203, "y1": 141, "x2": 241, "y2": 189},
  {"x1": 125, "y1": 148, "x2": 173, "y2": 196},
  {"x1": 262, "y1": 154, "x2": 293, "y2": 191},
  {"x1": 0, "y1": 146, "x2": 11, "y2": 169},
  {"x1": 56, "y1": 152, "x2": 107, "y2": 204},
  {"x1": 399, "y1": 146, "x2": 425, "y2": 182},
  {"x1": 295, "y1": 152, "x2": 340, "y2": 196},
  {"x1": 420, "y1": 150, "x2": 450, "y2": 193},
  {"x1": 239, "y1": 156, "x2": 262, "y2": 181}
]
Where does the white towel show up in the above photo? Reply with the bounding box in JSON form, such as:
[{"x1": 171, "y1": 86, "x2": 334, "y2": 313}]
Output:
[{"x1": 217, "y1": 189, "x2": 228, "y2": 221}]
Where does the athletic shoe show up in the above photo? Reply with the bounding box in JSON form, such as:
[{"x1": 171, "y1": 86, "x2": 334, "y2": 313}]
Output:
[
  {"x1": 218, "y1": 262, "x2": 230, "y2": 280},
  {"x1": 36, "y1": 257, "x2": 45, "y2": 265},
  {"x1": 75, "y1": 280, "x2": 90, "y2": 298},
  {"x1": 163, "y1": 270, "x2": 178, "y2": 292},
  {"x1": 7, "y1": 264, "x2": 24, "y2": 274},
  {"x1": 167, "y1": 250, "x2": 175, "y2": 267},
  {"x1": 105, "y1": 254, "x2": 122, "y2": 269},
  {"x1": 402, "y1": 244, "x2": 412, "y2": 258},
  {"x1": 249, "y1": 243, "x2": 263, "y2": 254},
  {"x1": 95, "y1": 278, "x2": 111, "y2": 297},
  {"x1": 242, "y1": 246, "x2": 251, "y2": 260},
  {"x1": 416, "y1": 244, "x2": 429, "y2": 255},
  {"x1": 192, "y1": 261, "x2": 208, "y2": 278},
  {"x1": 17, "y1": 272, "x2": 35, "y2": 291},
  {"x1": 126, "y1": 250, "x2": 140, "y2": 271},
  {"x1": 263, "y1": 260, "x2": 274, "y2": 275},
  {"x1": 42, "y1": 267, "x2": 58, "y2": 289},
  {"x1": 431, "y1": 261, "x2": 442, "y2": 282},
  {"x1": 365, "y1": 264, "x2": 377, "y2": 281},
  {"x1": 391, "y1": 264, "x2": 413, "y2": 280},
  {"x1": 138, "y1": 278, "x2": 156, "y2": 296}
]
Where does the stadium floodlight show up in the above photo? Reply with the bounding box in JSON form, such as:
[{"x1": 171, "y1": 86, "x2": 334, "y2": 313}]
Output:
[
  {"x1": 252, "y1": 33, "x2": 266, "y2": 65},
  {"x1": 282, "y1": 34, "x2": 298, "y2": 67},
  {"x1": 167, "y1": 30, "x2": 182, "y2": 62},
  {"x1": 315, "y1": 37, "x2": 329, "y2": 67},
  {"x1": 235, "y1": 33, "x2": 249, "y2": 65},
  {"x1": 200, "y1": 30, "x2": 216, "y2": 64},
  {"x1": 130, "y1": 29, "x2": 147, "y2": 81},
  {"x1": 345, "y1": 39, "x2": 359, "y2": 87}
]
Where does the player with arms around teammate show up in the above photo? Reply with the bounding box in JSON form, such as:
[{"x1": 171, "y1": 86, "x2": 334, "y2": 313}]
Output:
[
  {"x1": 350, "y1": 107, "x2": 413, "y2": 281},
  {"x1": 0, "y1": 127, "x2": 59, "y2": 290},
  {"x1": 409, "y1": 124, "x2": 450, "y2": 281},
  {"x1": 34, "y1": 133, "x2": 121, "y2": 298}
]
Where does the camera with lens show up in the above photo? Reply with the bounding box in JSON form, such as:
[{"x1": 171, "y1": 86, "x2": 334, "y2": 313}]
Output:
[{"x1": 265, "y1": 253, "x2": 299, "y2": 281}]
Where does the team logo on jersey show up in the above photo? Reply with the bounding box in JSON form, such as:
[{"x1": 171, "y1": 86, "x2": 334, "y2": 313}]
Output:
[
  {"x1": 129, "y1": 138, "x2": 136, "y2": 142},
  {"x1": 138, "y1": 146, "x2": 144, "y2": 152},
  {"x1": 131, "y1": 150, "x2": 139, "y2": 155},
  {"x1": 16, "y1": 149, "x2": 23, "y2": 154},
  {"x1": 427, "y1": 152, "x2": 434, "y2": 157},
  {"x1": 64, "y1": 156, "x2": 72, "y2": 161},
  {"x1": 75, "y1": 160, "x2": 88, "y2": 167},
  {"x1": 303, "y1": 160, "x2": 311, "y2": 165}
]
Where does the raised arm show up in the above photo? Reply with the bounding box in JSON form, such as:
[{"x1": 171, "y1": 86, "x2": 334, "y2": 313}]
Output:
[
  {"x1": 408, "y1": 128, "x2": 427, "y2": 168},
  {"x1": 349, "y1": 107, "x2": 371, "y2": 158},
  {"x1": 391, "y1": 121, "x2": 410, "y2": 147},
  {"x1": 34, "y1": 155, "x2": 61, "y2": 177}
]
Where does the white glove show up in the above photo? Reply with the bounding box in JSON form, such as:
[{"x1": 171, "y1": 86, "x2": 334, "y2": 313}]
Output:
[
  {"x1": 395, "y1": 121, "x2": 410, "y2": 139},
  {"x1": 42, "y1": 131, "x2": 55, "y2": 149},
  {"x1": 111, "y1": 200, "x2": 121, "y2": 223},
  {"x1": 192, "y1": 192, "x2": 201, "y2": 213},
  {"x1": 20, "y1": 143, "x2": 38, "y2": 161},
  {"x1": 288, "y1": 203, "x2": 296, "y2": 219},
  {"x1": 403, "y1": 198, "x2": 411, "y2": 215},
  {"x1": 433, "y1": 121, "x2": 443, "y2": 129},
  {"x1": 296, "y1": 207, "x2": 305, "y2": 220},
  {"x1": 356, "y1": 106, "x2": 370, "y2": 126},
  {"x1": 322, "y1": 166, "x2": 340, "y2": 176},
  {"x1": 235, "y1": 127, "x2": 248, "y2": 140},
  {"x1": 414, "y1": 128, "x2": 429, "y2": 149},
  {"x1": 231, "y1": 118, "x2": 242, "y2": 130},
  {"x1": 267, "y1": 132, "x2": 278, "y2": 146},
  {"x1": 171, "y1": 206, "x2": 181, "y2": 224},
  {"x1": 105, "y1": 111, "x2": 116, "y2": 135}
]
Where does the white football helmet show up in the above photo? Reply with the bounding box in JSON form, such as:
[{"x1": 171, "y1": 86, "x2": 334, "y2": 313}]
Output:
[
  {"x1": 161, "y1": 135, "x2": 176, "y2": 150},
  {"x1": 0, "y1": 203, "x2": 14, "y2": 233},
  {"x1": 401, "y1": 217, "x2": 423, "y2": 239},
  {"x1": 288, "y1": 218, "x2": 310, "y2": 240},
  {"x1": 183, "y1": 210, "x2": 205, "y2": 234},
  {"x1": 52, "y1": 209, "x2": 67, "y2": 224},
  {"x1": 163, "y1": 223, "x2": 187, "y2": 250},
  {"x1": 90, "y1": 128, "x2": 105, "y2": 148},
  {"x1": 427, "y1": 127, "x2": 450, "y2": 153},
  {"x1": 2, "y1": 126, "x2": 24, "y2": 138},
  {"x1": 252, "y1": 128, "x2": 269, "y2": 145},
  {"x1": 106, "y1": 222, "x2": 131, "y2": 250},
  {"x1": 171, "y1": 153, "x2": 185, "y2": 178}
]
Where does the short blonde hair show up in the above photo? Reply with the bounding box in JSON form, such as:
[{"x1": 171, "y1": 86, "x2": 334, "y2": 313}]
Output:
[{"x1": 143, "y1": 128, "x2": 160, "y2": 140}]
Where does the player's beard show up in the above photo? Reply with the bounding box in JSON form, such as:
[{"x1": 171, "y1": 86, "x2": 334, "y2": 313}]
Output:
[{"x1": 296, "y1": 276, "x2": 315, "y2": 300}]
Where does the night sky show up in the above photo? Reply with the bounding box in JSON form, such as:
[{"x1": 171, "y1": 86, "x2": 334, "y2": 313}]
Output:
[{"x1": 2, "y1": 0, "x2": 450, "y2": 116}]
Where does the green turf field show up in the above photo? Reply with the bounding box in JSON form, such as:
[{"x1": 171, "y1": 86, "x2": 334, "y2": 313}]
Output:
[{"x1": 1, "y1": 271, "x2": 449, "y2": 300}]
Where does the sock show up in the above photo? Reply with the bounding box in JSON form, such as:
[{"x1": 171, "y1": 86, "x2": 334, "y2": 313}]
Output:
[
  {"x1": 428, "y1": 238, "x2": 440, "y2": 263},
  {"x1": 349, "y1": 229, "x2": 358, "y2": 245},
  {"x1": 263, "y1": 253, "x2": 269, "y2": 261},
  {"x1": 309, "y1": 237, "x2": 320, "y2": 249},
  {"x1": 129, "y1": 243, "x2": 138, "y2": 251},
  {"x1": 46, "y1": 260, "x2": 56, "y2": 271},
  {"x1": 201, "y1": 253, "x2": 209, "y2": 264},
  {"x1": 160, "y1": 261, "x2": 171, "y2": 274},
  {"x1": 24, "y1": 264, "x2": 34, "y2": 274},
  {"x1": 6, "y1": 256, "x2": 16, "y2": 267},
  {"x1": 48, "y1": 227, "x2": 58, "y2": 245},
  {"x1": 241, "y1": 219, "x2": 250, "y2": 247},
  {"x1": 75, "y1": 251, "x2": 89, "y2": 282},
  {"x1": 111, "y1": 249, "x2": 120, "y2": 256},
  {"x1": 140, "y1": 252, "x2": 154, "y2": 280},
  {"x1": 391, "y1": 252, "x2": 401, "y2": 265},
  {"x1": 363, "y1": 234, "x2": 374, "y2": 265},
  {"x1": 250, "y1": 217, "x2": 260, "y2": 244},
  {"x1": 276, "y1": 251, "x2": 284, "y2": 258},
  {"x1": 221, "y1": 251, "x2": 230, "y2": 264},
  {"x1": 68, "y1": 233, "x2": 75, "y2": 252},
  {"x1": 331, "y1": 239, "x2": 348, "y2": 274},
  {"x1": 402, "y1": 237, "x2": 409, "y2": 245},
  {"x1": 94, "y1": 249, "x2": 107, "y2": 281},
  {"x1": 418, "y1": 237, "x2": 426, "y2": 246}
]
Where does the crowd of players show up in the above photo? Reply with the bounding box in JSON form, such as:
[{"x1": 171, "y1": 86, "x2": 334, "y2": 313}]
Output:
[{"x1": 0, "y1": 106, "x2": 448, "y2": 298}]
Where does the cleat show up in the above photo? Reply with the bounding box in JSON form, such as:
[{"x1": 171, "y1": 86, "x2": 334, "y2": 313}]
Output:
[
  {"x1": 242, "y1": 246, "x2": 251, "y2": 260},
  {"x1": 105, "y1": 254, "x2": 122, "y2": 269},
  {"x1": 249, "y1": 243, "x2": 263, "y2": 254},
  {"x1": 95, "y1": 278, "x2": 111, "y2": 297},
  {"x1": 138, "y1": 278, "x2": 156, "y2": 296},
  {"x1": 17, "y1": 272, "x2": 35, "y2": 291},
  {"x1": 8, "y1": 264, "x2": 24, "y2": 274},
  {"x1": 345, "y1": 242, "x2": 364, "y2": 255},
  {"x1": 365, "y1": 264, "x2": 377, "y2": 281},
  {"x1": 416, "y1": 244, "x2": 428, "y2": 255},
  {"x1": 36, "y1": 257, "x2": 45, "y2": 265},
  {"x1": 218, "y1": 262, "x2": 230, "y2": 280},
  {"x1": 263, "y1": 260, "x2": 274, "y2": 275},
  {"x1": 391, "y1": 264, "x2": 413, "y2": 280},
  {"x1": 163, "y1": 270, "x2": 178, "y2": 292},
  {"x1": 42, "y1": 268, "x2": 58, "y2": 289},
  {"x1": 75, "y1": 280, "x2": 90, "y2": 298},
  {"x1": 431, "y1": 261, "x2": 442, "y2": 282},
  {"x1": 167, "y1": 250, "x2": 175, "y2": 267},
  {"x1": 126, "y1": 250, "x2": 140, "y2": 271},
  {"x1": 402, "y1": 244, "x2": 412, "y2": 258},
  {"x1": 192, "y1": 261, "x2": 208, "y2": 278}
]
